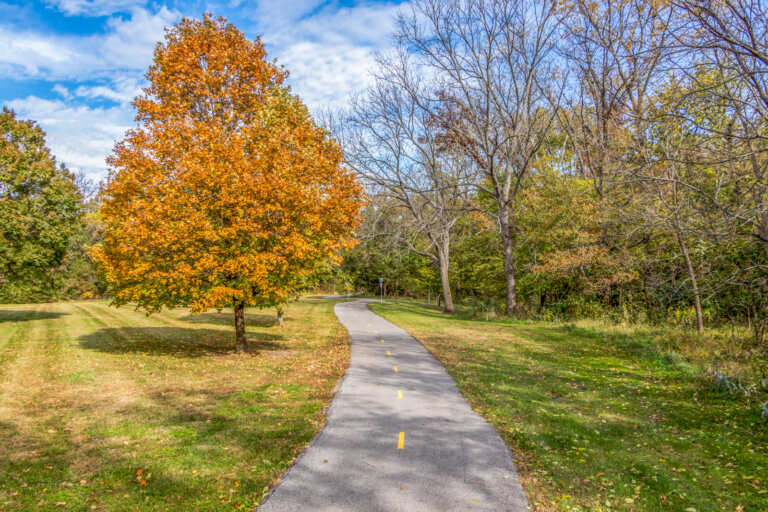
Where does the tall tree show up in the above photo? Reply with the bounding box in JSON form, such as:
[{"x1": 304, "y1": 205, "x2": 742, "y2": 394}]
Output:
[
  {"x1": 341, "y1": 69, "x2": 472, "y2": 313},
  {"x1": 560, "y1": 0, "x2": 673, "y2": 199},
  {"x1": 629, "y1": 81, "x2": 713, "y2": 332},
  {"x1": 395, "y1": 0, "x2": 566, "y2": 315},
  {"x1": 0, "y1": 108, "x2": 82, "y2": 303},
  {"x1": 92, "y1": 16, "x2": 363, "y2": 352},
  {"x1": 675, "y1": 0, "x2": 768, "y2": 259}
]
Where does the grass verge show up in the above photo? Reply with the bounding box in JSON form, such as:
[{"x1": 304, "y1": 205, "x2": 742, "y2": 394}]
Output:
[
  {"x1": 0, "y1": 297, "x2": 348, "y2": 511},
  {"x1": 370, "y1": 301, "x2": 767, "y2": 512}
]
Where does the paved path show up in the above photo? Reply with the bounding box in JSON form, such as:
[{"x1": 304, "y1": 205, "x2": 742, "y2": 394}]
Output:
[{"x1": 258, "y1": 299, "x2": 528, "y2": 511}]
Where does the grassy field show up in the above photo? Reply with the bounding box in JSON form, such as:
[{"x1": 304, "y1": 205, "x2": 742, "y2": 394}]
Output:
[
  {"x1": 371, "y1": 301, "x2": 767, "y2": 512},
  {"x1": 0, "y1": 298, "x2": 348, "y2": 511}
]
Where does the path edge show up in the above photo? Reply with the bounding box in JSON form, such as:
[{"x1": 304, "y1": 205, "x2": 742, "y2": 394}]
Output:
[{"x1": 256, "y1": 299, "x2": 360, "y2": 510}]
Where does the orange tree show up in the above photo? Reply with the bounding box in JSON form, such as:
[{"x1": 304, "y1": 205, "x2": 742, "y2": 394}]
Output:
[{"x1": 92, "y1": 16, "x2": 364, "y2": 352}]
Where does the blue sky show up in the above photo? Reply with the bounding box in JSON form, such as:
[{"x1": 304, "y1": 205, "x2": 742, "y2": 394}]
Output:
[{"x1": 0, "y1": 0, "x2": 404, "y2": 181}]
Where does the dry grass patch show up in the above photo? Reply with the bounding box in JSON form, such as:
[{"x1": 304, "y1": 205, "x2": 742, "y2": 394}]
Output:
[{"x1": 0, "y1": 297, "x2": 348, "y2": 511}]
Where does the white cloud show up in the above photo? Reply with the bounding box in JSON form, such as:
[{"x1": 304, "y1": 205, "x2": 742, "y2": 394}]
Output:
[
  {"x1": 44, "y1": 0, "x2": 148, "y2": 17},
  {"x1": 52, "y1": 74, "x2": 144, "y2": 105},
  {"x1": 73, "y1": 76, "x2": 144, "y2": 104},
  {"x1": 52, "y1": 84, "x2": 72, "y2": 100},
  {"x1": 6, "y1": 96, "x2": 133, "y2": 183},
  {"x1": 0, "y1": 7, "x2": 177, "y2": 80},
  {"x1": 248, "y1": 1, "x2": 402, "y2": 110},
  {"x1": 99, "y1": 7, "x2": 176, "y2": 72},
  {"x1": 0, "y1": 28, "x2": 84, "y2": 77}
]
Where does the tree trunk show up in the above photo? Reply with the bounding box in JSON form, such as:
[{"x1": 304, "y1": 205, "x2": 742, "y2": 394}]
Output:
[
  {"x1": 438, "y1": 256, "x2": 454, "y2": 314},
  {"x1": 277, "y1": 306, "x2": 284, "y2": 326},
  {"x1": 234, "y1": 300, "x2": 250, "y2": 353},
  {"x1": 498, "y1": 205, "x2": 517, "y2": 316},
  {"x1": 437, "y1": 239, "x2": 454, "y2": 313},
  {"x1": 676, "y1": 231, "x2": 704, "y2": 333}
]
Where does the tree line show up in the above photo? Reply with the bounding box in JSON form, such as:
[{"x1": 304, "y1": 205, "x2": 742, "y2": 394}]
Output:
[
  {"x1": 2, "y1": 2, "x2": 767, "y2": 350},
  {"x1": 334, "y1": 0, "x2": 768, "y2": 344}
]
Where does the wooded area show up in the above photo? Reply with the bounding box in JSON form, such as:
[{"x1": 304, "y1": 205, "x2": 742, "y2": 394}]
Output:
[{"x1": 335, "y1": 0, "x2": 768, "y2": 351}]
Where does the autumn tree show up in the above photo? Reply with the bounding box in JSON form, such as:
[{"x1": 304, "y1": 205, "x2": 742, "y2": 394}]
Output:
[
  {"x1": 92, "y1": 16, "x2": 363, "y2": 352},
  {"x1": 0, "y1": 108, "x2": 83, "y2": 303}
]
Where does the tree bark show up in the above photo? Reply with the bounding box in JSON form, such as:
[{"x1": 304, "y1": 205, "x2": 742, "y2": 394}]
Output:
[
  {"x1": 438, "y1": 256, "x2": 454, "y2": 314},
  {"x1": 234, "y1": 300, "x2": 250, "y2": 353},
  {"x1": 276, "y1": 306, "x2": 284, "y2": 327},
  {"x1": 676, "y1": 231, "x2": 704, "y2": 333},
  {"x1": 498, "y1": 204, "x2": 517, "y2": 316},
  {"x1": 435, "y1": 237, "x2": 454, "y2": 313}
]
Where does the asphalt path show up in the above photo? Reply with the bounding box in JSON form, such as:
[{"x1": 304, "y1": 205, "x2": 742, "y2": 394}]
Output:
[{"x1": 258, "y1": 298, "x2": 528, "y2": 511}]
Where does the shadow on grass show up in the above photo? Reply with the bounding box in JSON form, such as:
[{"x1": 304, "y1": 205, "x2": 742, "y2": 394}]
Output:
[
  {"x1": 0, "y1": 310, "x2": 68, "y2": 323},
  {"x1": 79, "y1": 327, "x2": 284, "y2": 357},
  {"x1": 179, "y1": 311, "x2": 278, "y2": 328}
]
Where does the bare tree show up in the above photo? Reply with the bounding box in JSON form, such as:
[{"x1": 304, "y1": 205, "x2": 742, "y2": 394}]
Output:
[
  {"x1": 627, "y1": 109, "x2": 711, "y2": 333},
  {"x1": 340, "y1": 64, "x2": 472, "y2": 313},
  {"x1": 392, "y1": 0, "x2": 565, "y2": 315},
  {"x1": 560, "y1": 0, "x2": 674, "y2": 199},
  {"x1": 674, "y1": 0, "x2": 768, "y2": 260}
]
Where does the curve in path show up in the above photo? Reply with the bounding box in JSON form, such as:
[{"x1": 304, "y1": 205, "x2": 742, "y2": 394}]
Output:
[{"x1": 258, "y1": 299, "x2": 528, "y2": 511}]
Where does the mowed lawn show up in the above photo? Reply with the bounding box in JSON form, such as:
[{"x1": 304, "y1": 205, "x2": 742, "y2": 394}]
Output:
[
  {"x1": 0, "y1": 298, "x2": 348, "y2": 511},
  {"x1": 371, "y1": 302, "x2": 767, "y2": 512}
]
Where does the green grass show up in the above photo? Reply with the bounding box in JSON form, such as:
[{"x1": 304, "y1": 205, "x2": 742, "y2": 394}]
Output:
[
  {"x1": 371, "y1": 301, "x2": 768, "y2": 512},
  {"x1": 0, "y1": 298, "x2": 349, "y2": 511}
]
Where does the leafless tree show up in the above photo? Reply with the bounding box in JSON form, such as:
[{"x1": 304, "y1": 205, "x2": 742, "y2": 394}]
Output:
[
  {"x1": 392, "y1": 0, "x2": 566, "y2": 315},
  {"x1": 560, "y1": 0, "x2": 675, "y2": 199},
  {"x1": 626, "y1": 116, "x2": 711, "y2": 332},
  {"x1": 339, "y1": 61, "x2": 472, "y2": 313},
  {"x1": 673, "y1": 0, "x2": 768, "y2": 260}
]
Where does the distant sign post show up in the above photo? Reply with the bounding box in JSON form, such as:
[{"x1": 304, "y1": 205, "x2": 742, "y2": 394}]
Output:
[{"x1": 379, "y1": 277, "x2": 384, "y2": 303}]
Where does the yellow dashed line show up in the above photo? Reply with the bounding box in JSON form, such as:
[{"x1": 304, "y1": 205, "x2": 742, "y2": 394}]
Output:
[
  {"x1": 386, "y1": 350, "x2": 391, "y2": 355},
  {"x1": 381, "y1": 339, "x2": 385, "y2": 343},
  {"x1": 394, "y1": 366, "x2": 398, "y2": 373},
  {"x1": 398, "y1": 390, "x2": 402, "y2": 399},
  {"x1": 397, "y1": 432, "x2": 405, "y2": 449}
]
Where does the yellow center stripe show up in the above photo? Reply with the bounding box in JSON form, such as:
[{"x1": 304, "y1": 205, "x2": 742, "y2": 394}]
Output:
[
  {"x1": 386, "y1": 350, "x2": 391, "y2": 355},
  {"x1": 394, "y1": 366, "x2": 398, "y2": 372},
  {"x1": 397, "y1": 432, "x2": 405, "y2": 449},
  {"x1": 398, "y1": 390, "x2": 403, "y2": 399}
]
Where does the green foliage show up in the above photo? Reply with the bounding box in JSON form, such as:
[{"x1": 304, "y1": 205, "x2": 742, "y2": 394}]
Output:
[
  {"x1": 339, "y1": 237, "x2": 439, "y2": 298},
  {"x1": 58, "y1": 196, "x2": 106, "y2": 300},
  {"x1": 0, "y1": 108, "x2": 83, "y2": 303}
]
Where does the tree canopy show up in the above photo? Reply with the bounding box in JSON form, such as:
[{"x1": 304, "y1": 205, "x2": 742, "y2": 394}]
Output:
[
  {"x1": 92, "y1": 16, "x2": 364, "y2": 352},
  {"x1": 0, "y1": 108, "x2": 82, "y2": 302}
]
